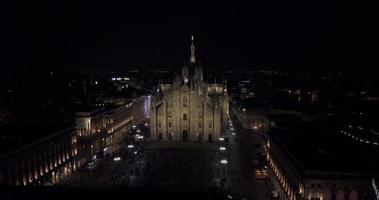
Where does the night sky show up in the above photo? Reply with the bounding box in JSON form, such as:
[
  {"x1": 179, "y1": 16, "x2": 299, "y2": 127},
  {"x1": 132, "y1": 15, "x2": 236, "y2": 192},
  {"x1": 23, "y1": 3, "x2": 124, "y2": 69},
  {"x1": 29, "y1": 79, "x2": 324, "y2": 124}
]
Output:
[{"x1": 1, "y1": 1, "x2": 377, "y2": 71}]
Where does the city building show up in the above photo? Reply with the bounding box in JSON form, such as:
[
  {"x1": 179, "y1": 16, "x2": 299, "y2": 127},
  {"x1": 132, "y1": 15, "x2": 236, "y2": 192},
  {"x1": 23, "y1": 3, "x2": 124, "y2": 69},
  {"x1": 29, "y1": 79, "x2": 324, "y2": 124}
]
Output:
[
  {"x1": 150, "y1": 36, "x2": 229, "y2": 142},
  {"x1": 264, "y1": 115, "x2": 379, "y2": 200},
  {"x1": 75, "y1": 95, "x2": 150, "y2": 161},
  {"x1": 233, "y1": 99, "x2": 270, "y2": 131},
  {"x1": 0, "y1": 95, "x2": 150, "y2": 186},
  {"x1": 0, "y1": 127, "x2": 78, "y2": 186}
]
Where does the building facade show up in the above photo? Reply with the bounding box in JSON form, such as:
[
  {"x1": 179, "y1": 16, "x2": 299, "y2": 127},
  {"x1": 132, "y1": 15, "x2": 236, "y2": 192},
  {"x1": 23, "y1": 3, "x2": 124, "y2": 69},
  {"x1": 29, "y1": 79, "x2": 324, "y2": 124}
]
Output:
[
  {"x1": 0, "y1": 127, "x2": 78, "y2": 186},
  {"x1": 265, "y1": 130, "x2": 375, "y2": 200},
  {"x1": 75, "y1": 95, "x2": 150, "y2": 161},
  {"x1": 0, "y1": 95, "x2": 150, "y2": 186},
  {"x1": 150, "y1": 36, "x2": 229, "y2": 142}
]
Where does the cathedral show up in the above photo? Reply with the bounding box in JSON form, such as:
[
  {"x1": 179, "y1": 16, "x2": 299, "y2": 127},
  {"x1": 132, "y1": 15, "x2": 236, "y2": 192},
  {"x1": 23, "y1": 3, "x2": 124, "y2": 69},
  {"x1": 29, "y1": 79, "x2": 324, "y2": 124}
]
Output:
[{"x1": 150, "y1": 36, "x2": 229, "y2": 142}]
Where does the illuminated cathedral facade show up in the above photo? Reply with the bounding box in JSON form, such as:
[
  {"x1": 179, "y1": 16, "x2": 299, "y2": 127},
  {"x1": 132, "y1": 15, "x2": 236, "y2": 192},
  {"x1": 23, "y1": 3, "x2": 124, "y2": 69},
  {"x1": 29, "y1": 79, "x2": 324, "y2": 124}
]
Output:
[{"x1": 150, "y1": 36, "x2": 229, "y2": 142}]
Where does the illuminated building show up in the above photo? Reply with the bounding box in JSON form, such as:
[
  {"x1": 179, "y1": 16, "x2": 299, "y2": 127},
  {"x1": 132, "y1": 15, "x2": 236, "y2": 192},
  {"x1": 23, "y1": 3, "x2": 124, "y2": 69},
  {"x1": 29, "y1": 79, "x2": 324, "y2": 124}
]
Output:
[
  {"x1": 150, "y1": 36, "x2": 229, "y2": 142},
  {"x1": 264, "y1": 117, "x2": 379, "y2": 200},
  {"x1": 0, "y1": 95, "x2": 150, "y2": 186},
  {"x1": 0, "y1": 127, "x2": 78, "y2": 185},
  {"x1": 75, "y1": 95, "x2": 150, "y2": 159}
]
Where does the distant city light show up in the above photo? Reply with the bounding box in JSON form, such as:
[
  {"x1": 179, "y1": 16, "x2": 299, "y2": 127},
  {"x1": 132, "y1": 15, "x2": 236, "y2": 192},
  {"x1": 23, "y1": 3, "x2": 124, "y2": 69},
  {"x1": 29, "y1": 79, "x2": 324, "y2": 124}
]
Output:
[
  {"x1": 127, "y1": 144, "x2": 134, "y2": 149},
  {"x1": 220, "y1": 159, "x2": 228, "y2": 164},
  {"x1": 219, "y1": 137, "x2": 225, "y2": 141},
  {"x1": 113, "y1": 157, "x2": 121, "y2": 161},
  {"x1": 219, "y1": 146, "x2": 226, "y2": 151}
]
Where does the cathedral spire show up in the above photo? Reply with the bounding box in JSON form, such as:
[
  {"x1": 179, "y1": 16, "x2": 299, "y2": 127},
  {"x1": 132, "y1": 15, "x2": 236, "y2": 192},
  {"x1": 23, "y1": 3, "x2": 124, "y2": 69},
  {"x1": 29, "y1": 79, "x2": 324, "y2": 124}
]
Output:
[{"x1": 190, "y1": 35, "x2": 196, "y2": 64}]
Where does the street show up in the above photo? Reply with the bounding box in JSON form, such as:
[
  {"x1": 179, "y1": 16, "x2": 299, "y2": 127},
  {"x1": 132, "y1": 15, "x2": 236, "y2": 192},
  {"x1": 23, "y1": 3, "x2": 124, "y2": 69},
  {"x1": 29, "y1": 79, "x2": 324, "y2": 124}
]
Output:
[{"x1": 224, "y1": 111, "x2": 273, "y2": 200}]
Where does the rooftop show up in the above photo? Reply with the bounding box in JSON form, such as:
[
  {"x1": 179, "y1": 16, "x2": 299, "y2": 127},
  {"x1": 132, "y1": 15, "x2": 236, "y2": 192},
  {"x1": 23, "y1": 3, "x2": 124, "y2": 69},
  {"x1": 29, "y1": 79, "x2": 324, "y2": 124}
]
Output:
[
  {"x1": 0, "y1": 121, "x2": 73, "y2": 156},
  {"x1": 267, "y1": 114, "x2": 379, "y2": 177}
]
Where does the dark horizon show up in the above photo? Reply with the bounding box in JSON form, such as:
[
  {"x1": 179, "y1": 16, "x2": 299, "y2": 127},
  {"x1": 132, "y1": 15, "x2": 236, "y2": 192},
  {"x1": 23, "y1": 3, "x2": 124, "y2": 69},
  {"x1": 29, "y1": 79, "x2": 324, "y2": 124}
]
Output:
[{"x1": 1, "y1": 1, "x2": 378, "y2": 71}]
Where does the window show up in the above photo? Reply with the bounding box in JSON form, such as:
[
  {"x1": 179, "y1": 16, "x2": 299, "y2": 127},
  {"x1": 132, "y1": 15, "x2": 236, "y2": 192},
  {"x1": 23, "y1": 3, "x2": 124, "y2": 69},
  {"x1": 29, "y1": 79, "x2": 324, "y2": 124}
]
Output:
[
  {"x1": 183, "y1": 113, "x2": 187, "y2": 120},
  {"x1": 198, "y1": 111, "x2": 202, "y2": 118},
  {"x1": 168, "y1": 111, "x2": 172, "y2": 118},
  {"x1": 158, "y1": 133, "x2": 162, "y2": 140},
  {"x1": 183, "y1": 97, "x2": 187, "y2": 107},
  {"x1": 198, "y1": 122, "x2": 202, "y2": 128},
  {"x1": 208, "y1": 122, "x2": 212, "y2": 128},
  {"x1": 168, "y1": 122, "x2": 172, "y2": 128}
]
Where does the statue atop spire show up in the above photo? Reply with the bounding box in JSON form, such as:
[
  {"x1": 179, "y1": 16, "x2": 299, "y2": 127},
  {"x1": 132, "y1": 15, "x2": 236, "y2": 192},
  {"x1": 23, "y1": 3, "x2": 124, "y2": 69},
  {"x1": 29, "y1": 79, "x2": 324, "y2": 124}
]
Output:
[{"x1": 190, "y1": 35, "x2": 196, "y2": 64}]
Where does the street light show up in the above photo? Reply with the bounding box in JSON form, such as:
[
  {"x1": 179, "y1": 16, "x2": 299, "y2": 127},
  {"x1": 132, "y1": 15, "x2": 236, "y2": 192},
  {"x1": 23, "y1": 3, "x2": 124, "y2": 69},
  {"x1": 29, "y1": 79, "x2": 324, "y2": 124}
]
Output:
[
  {"x1": 113, "y1": 157, "x2": 121, "y2": 161},
  {"x1": 220, "y1": 159, "x2": 228, "y2": 164},
  {"x1": 219, "y1": 146, "x2": 226, "y2": 151},
  {"x1": 219, "y1": 137, "x2": 225, "y2": 141},
  {"x1": 127, "y1": 144, "x2": 134, "y2": 149}
]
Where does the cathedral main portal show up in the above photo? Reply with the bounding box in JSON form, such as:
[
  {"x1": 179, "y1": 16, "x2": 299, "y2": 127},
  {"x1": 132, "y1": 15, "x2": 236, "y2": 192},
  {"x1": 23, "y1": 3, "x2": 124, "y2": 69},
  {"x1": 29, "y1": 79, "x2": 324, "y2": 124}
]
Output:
[{"x1": 182, "y1": 130, "x2": 188, "y2": 141}]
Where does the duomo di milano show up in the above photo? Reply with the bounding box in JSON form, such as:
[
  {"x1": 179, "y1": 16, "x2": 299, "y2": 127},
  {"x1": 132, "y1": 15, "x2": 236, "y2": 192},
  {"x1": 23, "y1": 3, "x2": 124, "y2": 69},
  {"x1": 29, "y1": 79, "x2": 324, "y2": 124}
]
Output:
[{"x1": 150, "y1": 36, "x2": 229, "y2": 142}]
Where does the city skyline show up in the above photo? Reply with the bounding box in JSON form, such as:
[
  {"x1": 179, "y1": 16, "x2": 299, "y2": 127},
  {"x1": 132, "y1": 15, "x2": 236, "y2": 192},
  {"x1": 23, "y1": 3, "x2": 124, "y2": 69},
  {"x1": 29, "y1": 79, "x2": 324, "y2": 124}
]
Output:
[{"x1": 1, "y1": 1, "x2": 378, "y2": 200}]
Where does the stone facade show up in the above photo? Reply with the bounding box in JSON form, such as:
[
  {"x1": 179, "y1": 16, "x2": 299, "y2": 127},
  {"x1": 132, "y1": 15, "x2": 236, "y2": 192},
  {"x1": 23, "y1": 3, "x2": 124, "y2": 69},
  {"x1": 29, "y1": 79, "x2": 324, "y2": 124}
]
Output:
[
  {"x1": 0, "y1": 127, "x2": 78, "y2": 186},
  {"x1": 265, "y1": 133, "x2": 373, "y2": 200},
  {"x1": 0, "y1": 95, "x2": 150, "y2": 186},
  {"x1": 150, "y1": 36, "x2": 229, "y2": 142}
]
